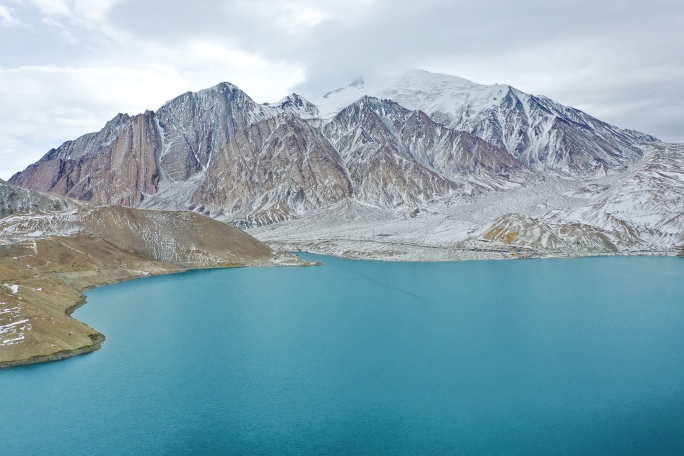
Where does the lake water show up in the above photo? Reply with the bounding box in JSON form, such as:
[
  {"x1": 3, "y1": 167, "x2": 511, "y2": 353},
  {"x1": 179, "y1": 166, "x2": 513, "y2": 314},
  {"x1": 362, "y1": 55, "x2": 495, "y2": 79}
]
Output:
[{"x1": 2, "y1": 254, "x2": 684, "y2": 455}]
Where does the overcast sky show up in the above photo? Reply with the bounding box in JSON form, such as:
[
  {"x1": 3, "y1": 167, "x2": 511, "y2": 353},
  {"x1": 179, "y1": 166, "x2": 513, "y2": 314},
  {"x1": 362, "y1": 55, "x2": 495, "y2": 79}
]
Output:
[{"x1": 1, "y1": 0, "x2": 682, "y2": 179}]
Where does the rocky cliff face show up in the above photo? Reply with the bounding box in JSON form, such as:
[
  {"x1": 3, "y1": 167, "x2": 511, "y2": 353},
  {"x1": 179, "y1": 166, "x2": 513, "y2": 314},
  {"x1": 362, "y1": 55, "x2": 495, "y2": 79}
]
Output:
[
  {"x1": 8, "y1": 83, "x2": 278, "y2": 206},
  {"x1": 10, "y1": 111, "x2": 162, "y2": 207},
  {"x1": 183, "y1": 114, "x2": 353, "y2": 225}
]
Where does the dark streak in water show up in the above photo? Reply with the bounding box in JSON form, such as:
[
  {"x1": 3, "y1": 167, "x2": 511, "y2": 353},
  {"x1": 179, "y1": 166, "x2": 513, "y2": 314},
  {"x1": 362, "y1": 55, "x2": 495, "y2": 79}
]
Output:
[{"x1": 358, "y1": 273, "x2": 430, "y2": 304}]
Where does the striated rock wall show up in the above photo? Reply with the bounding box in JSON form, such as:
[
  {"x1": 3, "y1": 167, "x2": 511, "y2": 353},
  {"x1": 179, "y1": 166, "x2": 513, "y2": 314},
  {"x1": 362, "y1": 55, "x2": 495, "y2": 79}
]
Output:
[
  {"x1": 10, "y1": 111, "x2": 161, "y2": 207},
  {"x1": 188, "y1": 114, "x2": 353, "y2": 224}
]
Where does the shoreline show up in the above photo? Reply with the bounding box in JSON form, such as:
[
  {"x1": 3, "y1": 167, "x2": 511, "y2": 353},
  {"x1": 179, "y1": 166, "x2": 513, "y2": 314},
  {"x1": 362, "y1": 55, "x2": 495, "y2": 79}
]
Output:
[
  {"x1": 2, "y1": 238, "x2": 679, "y2": 370},
  {"x1": 267, "y1": 239, "x2": 681, "y2": 263}
]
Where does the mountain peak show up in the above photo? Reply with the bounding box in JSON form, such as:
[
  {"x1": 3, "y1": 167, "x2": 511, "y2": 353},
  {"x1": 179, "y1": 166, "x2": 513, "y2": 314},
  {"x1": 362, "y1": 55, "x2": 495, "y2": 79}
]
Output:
[
  {"x1": 396, "y1": 69, "x2": 480, "y2": 88},
  {"x1": 270, "y1": 93, "x2": 319, "y2": 118}
]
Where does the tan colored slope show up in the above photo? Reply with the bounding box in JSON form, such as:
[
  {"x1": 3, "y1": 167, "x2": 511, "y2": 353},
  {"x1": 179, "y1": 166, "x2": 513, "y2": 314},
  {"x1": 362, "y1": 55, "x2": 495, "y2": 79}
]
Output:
[
  {"x1": 479, "y1": 213, "x2": 618, "y2": 253},
  {"x1": 1, "y1": 204, "x2": 274, "y2": 266}
]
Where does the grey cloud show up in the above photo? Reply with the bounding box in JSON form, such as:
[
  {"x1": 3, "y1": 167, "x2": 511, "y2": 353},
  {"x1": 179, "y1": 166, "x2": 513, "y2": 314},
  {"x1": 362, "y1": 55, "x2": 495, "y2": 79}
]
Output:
[
  {"x1": 104, "y1": 0, "x2": 684, "y2": 141},
  {"x1": 2, "y1": 0, "x2": 683, "y2": 180}
]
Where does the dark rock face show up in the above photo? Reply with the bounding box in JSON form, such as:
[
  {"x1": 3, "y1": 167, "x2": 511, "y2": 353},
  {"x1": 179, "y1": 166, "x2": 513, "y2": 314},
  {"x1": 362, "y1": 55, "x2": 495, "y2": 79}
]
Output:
[
  {"x1": 10, "y1": 111, "x2": 161, "y2": 207},
  {"x1": 189, "y1": 114, "x2": 353, "y2": 225}
]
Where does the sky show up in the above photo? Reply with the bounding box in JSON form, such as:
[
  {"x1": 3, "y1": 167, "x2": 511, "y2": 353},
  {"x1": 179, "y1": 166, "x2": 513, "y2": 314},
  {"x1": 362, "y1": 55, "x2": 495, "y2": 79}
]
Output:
[{"x1": 1, "y1": 0, "x2": 683, "y2": 179}]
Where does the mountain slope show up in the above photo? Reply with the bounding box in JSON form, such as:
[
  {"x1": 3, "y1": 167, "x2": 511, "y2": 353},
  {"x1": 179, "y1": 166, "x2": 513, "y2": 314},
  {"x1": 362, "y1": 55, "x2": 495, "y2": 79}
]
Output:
[
  {"x1": 8, "y1": 112, "x2": 161, "y2": 206},
  {"x1": 322, "y1": 96, "x2": 531, "y2": 192},
  {"x1": 0, "y1": 178, "x2": 72, "y2": 217},
  {"x1": 476, "y1": 143, "x2": 684, "y2": 253},
  {"x1": 8, "y1": 70, "x2": 680, "y2": 260},
  {"x1": 179, "y1": 114, "x2": 353, "y2": 225},
  {"x1": 563, "y1": 142, "x2": 684, "y2": 248},
  {"x1": 9, "y1": 83, "x2": 278, "y2": 207}
]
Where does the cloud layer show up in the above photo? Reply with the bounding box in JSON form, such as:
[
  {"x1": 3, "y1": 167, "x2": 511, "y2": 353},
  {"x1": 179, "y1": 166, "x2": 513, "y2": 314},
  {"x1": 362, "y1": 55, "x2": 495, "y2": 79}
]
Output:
[{"x1": 1, "y1": 0, "x2": 683, "y2": 179}]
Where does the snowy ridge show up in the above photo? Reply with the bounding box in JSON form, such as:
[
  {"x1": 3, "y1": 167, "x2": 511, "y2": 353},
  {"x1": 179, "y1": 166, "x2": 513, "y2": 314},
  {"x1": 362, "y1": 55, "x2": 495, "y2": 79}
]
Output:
[
  {"x1": 563, "y1": 143, "x2": 684, "y2": 248},
  {"x1": 267, "y1": 93, "x2": 320, "y2": 119},
  {"x1": 315, "y1": 69, "x2": 658, "y2": 178},
  {"x1": 321, "y1": 96, "x2": 532, "y2": 192}
]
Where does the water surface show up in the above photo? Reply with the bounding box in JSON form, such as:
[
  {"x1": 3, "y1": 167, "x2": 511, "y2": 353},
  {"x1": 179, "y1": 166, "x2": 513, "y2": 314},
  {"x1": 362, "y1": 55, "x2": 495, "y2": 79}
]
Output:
[{"x1": 2, "y1": 254, "x2": 684, "y2": 455}]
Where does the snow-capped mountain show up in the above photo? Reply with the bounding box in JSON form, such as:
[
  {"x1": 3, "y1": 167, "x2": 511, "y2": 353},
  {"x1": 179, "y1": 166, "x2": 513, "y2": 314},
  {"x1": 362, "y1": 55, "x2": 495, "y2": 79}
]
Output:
[
  {"x1": 318, "y1": 70, "x2": 659, "y2": 178},
  {"x1": 268, "y1": 93, "x2": 320, "y2": 118},
  {"x1": 8, "y1": 69, "x2": 681, "y2": 259},
  {"x1": 12, "y1": 74, "x2": 547, "y2": 225},
  {"x1": 321, "y1": 96, "x2": 531, "y2": 191}
]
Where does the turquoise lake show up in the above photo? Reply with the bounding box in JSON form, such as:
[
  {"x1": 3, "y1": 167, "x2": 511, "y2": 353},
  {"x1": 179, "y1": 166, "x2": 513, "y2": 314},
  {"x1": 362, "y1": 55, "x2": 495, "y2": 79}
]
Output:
[{"x1": 2, "y1": 254, "x2": 684, "y2": 455}]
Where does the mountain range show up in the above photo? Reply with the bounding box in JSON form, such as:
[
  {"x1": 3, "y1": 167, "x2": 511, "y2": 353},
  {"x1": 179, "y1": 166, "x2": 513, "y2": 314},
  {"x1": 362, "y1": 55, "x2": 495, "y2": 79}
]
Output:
[{"x1": 8, "y1": 69, "x2": 683, "y2": 260}]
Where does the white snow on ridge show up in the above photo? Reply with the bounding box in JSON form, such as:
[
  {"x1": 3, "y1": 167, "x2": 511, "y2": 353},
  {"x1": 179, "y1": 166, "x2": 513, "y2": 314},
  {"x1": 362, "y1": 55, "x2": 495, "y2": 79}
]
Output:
[
  {"x1": 560, "y1": 143, "x2": 684, "y2": 248},
  {"x1": 377, "y1": 69, "x2": 508, "y2": 125},
  {"x1": 0, "y1": 305, "x2": 31, "y2": 346},
  {"x1": 311, "y1": 69, "x2": 657, "y2": 179},
  {"x1": 315, "y1": 78, "x2": 374, "y2": 118},
  {"x1": 313, "y1": 69, "x2": 507, "y2": 122}
]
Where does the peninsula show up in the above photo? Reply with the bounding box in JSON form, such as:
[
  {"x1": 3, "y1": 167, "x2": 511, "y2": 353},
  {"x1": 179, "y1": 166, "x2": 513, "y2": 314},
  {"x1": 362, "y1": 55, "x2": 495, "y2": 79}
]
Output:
[{"x1": 0, "y1": 180, "x2": 303, "y2": 368}]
